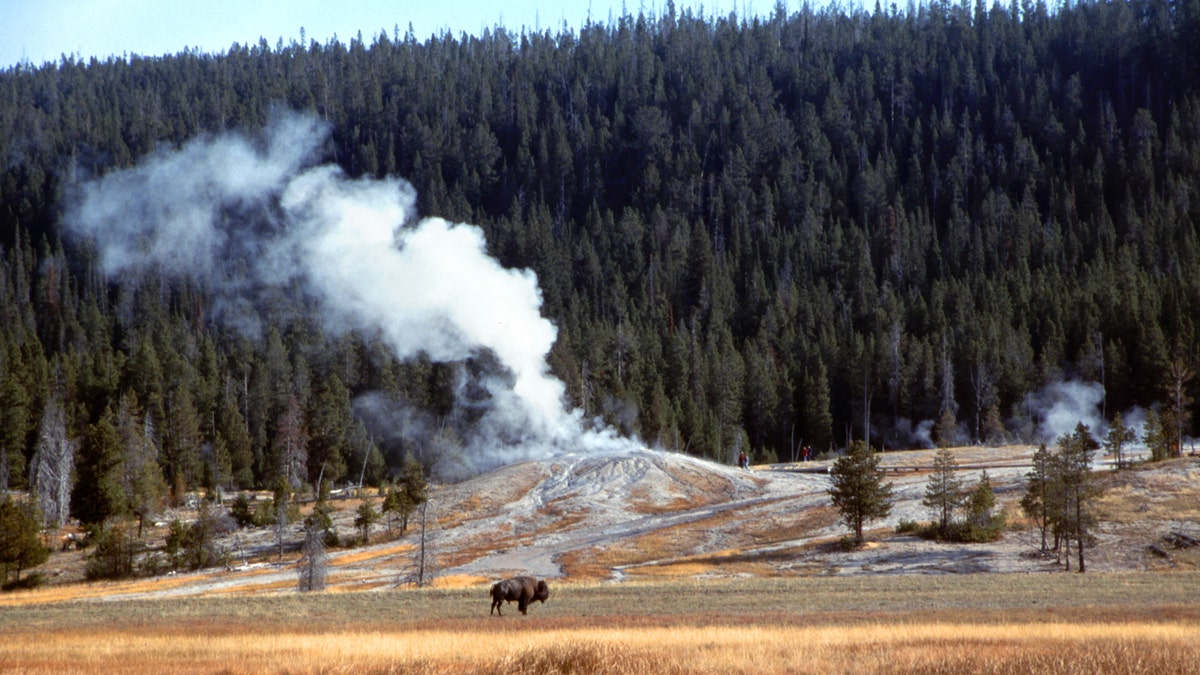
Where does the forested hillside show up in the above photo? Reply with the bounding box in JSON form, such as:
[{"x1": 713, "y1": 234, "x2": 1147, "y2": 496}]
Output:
[{"x1": 2, "y1": 1, "x2": 1199, "y2": 522}]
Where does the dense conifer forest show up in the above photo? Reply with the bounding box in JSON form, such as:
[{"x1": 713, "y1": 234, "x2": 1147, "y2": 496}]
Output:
[{"x1": 2, "y1": 1, "x2": 1199, "y2": 523}]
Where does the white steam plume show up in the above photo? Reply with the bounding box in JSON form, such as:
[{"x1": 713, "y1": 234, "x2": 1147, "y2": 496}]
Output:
[
  {"x1": 1022, "y1": 379, "x2": 1105, "y2": 443},
  {"x1": 65, "y1": 111, "x2": 638, "y2": 478}
]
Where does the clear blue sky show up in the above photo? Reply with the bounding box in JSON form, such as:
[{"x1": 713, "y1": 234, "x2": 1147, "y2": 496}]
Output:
[{"x1": 0, "y1": 0, "x2": 780, "y2": 70}]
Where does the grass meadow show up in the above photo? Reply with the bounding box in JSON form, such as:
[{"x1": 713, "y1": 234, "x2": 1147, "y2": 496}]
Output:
[{"x1": 3, "y1": 572, "x2": 1200, "y2": 673}]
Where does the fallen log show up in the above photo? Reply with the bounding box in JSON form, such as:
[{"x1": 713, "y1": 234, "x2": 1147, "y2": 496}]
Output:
[
  {"x1": 1147, "y1": 544, "x2": 1172, "y2": 559},
  {"x1": 1165, "y1": 531, "x2": 1199, "y2": 549}
]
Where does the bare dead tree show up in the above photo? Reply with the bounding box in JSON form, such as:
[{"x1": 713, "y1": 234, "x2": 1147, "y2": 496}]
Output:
[
  {"x1": 275, "y1": 497, "x2": 289, "y2": 561},
  {"x1": 297, "y1": 521, "x2": 327, "y2": 592},
  {"x1": 29, "y1": 394, "x2": 74, "y2": 528},
  {"x1": 398, "y1": 493, "x2": 439, "y2": 588},
  {"x1": 1168, "y1": 357, "x2": 1194, "y2": 458},
  {"x1": 416, "y1": 497, "x2": 437, "y2": 587}
]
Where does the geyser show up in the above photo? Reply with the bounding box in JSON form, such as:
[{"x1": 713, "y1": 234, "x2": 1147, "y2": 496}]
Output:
[{"x1": 65, "y1": 110, "x2": 638, "y2": 480}]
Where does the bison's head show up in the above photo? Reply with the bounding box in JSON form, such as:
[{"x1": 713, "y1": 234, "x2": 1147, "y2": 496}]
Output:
[{"x1": 534, "y1": 579, "x2": 550, "y2": 603}]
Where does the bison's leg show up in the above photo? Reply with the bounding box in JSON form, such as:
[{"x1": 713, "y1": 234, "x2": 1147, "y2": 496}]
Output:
[
  {"x1": 518, "y1": 598, "x2": 528, "y2": 614},
  {"x1": 490, "y1": 583, "x2": 505, "y2": 616}
]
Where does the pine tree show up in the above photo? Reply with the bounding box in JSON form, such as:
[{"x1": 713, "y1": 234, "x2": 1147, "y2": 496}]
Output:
[
  {"x1": 1103, "y1": 412, "x2": 1137, "y2": 470},
  {"x1": 923, "y1": 446, "x2": 965, "y2": 536},
  {"x1": 355, "y1": 493, "x2": 380, "y2": 545},
  {"x1": 0, "y1": 496, "x2": 49, "y2": 584},
  {"x1": 0, "y1": 343, "x2": 31, "y2": 492},
  {"x1": 1142, "y1": 408, "x2": 1173, "y2": 462},
  {"x1": 71, "y1": 410, "x2": 127, "y2": 525},
  {"x1": 162, "y1": 386, "x2": 203, "y2": 496},
  {"x1": 963, "y1": 470, "x2": 1003, "y2": 541},
  {"x1": 115, "y1": 391, "x2": 167, "y2": 537},
  {"x1": 1056, "y1": 423, "x2": 1099, "y2": 572},
  {"x1": 828, "y1": 440, "x2": 894, "y2": 545},
  {"x1": 305, "y1": 375, "x2": 351, "y2": 488},
  {"x1": 801, "y1": 358, "x2": 834, "y2": 453},
  {"x1": 396, "y1": 456, "x2": 427, "y2": 534},
  {"x1": 1020, "y1": 443, "x2": 1054, "y2": 553},
  {"x1": 216, "y1": 395, "x2": 255, "y2": 489}
]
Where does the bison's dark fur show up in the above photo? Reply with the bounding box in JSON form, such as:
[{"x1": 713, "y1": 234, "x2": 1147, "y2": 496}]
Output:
[{"x1": 489, "y1": 576, "x2": 550, "y2": 616}]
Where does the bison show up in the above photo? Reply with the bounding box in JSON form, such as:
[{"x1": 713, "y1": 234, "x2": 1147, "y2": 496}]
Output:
[{"x1": 489, "y1": 576, "x2": 550, "y2": 616}]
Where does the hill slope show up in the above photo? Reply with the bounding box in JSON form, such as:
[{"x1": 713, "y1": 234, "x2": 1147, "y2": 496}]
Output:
[{"x1": 11, "y1": 447, "x2": 1199, "y2": 604}]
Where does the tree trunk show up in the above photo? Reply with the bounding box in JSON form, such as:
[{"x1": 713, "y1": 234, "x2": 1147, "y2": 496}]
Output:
[
  {"x1": 1076, "y1": 498, "x2": 1086, "y2": 573},
  {"x1": 417, "y1": 500, "x2": 427, "y2": 586},
  {"x1": 1039, "y1": 503, "x2": 1048, "y2": 552}
]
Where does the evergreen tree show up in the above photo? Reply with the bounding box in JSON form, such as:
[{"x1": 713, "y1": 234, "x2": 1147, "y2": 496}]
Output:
[
  {"x1": 1055, "y1": 423, "x2": 1100, "y2": 572},
  {"x1": 1142, "y1": 408, "x2": 1174, "y2": 462},
  {"x1": 396, "y1": 456, "x2": 428, "y2": 534},
  {"x1": 71, "y1": 410, "x2": 126, "y2": 525},
  {"x1": 0, "y1": 496, "x2": 49, "y2": 584},
  {"x1": 923, "y1": 446, "x2": 965, "y2": 536},
  {"x1": 306, "y1": 375, "x2": 351, "y2": 488},
  {"x1": 827, "y1": 440, "x2": 894, "y2": 545},
  {"x1": 0, "y1": 344, "x2": 32, "y2": 492},
  {"x1": 216, "y1": 395, "x2": 255, "y2": 489},
  {"x1": 355, "y1": 493, "x2": 380, "y2": 545},
  {"x1": 116, "y1": 395, "x2": 168, "y2": 538},
  {"x1": 1103, "y1": 412, "x2": 1138, "y2": 470},
  {"x1": 162, "y1": 387, "x2": 203, "y2": 498},
  {"x1": 962, "y1": 470, "x2": 1004, "y2": 541},
  {"x1": 1020, "y1": 443, "x2": 1054, "y2": 553},
  {"x1": 801, "y1": 358, "x2": 834, "y2": 453},
  {"x1": 84, "y1": 521, "x2": 139, "y2": 580}
]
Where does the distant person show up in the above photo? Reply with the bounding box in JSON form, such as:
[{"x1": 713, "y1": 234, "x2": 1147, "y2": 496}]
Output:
[{"x1": 738, "y1": 450, "x2": 748, "y2": 469}]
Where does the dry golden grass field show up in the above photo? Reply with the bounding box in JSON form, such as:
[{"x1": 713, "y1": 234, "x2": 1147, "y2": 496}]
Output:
[{"x1": 3, "y1": 573, "x2": 1200, "y2": 674}]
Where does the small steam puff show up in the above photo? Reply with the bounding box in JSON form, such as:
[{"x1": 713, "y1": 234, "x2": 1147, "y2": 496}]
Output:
[{"x1": 66, "y1": 111, "x2": 638, "y2": 480}]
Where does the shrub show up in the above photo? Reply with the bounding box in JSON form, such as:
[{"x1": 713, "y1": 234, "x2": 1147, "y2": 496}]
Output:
[
  {"x1": 85, "y1": 522, "x2": 140, "y2": 580},
  {"x1": 834, "y1": 535, "x2": 859, "y2": 551},
  {"x1": 230, "y1": 494, "x2": 257, "y2": 528},
  {"x1": 164, "y1": 507, "x2": 229, "y2": 571},
  {"x1": 252, "y1": 502, "x2": 275, "y2": 527},
  {"x1": 308, "y1": 498, "x2": 339, "y2": 547},
  {"x1": 138, "y1": 552, "x2": 169, "y2": 577},
  {"x1": 2, "y1": 572, "x2": 45, "y2": 591},
  {"x1": 942, "y1": 519, "x2": 1004, "y2": 543},
  {"x1": 907, "y1": 509, "x2": 1007, "y2": 543}
]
